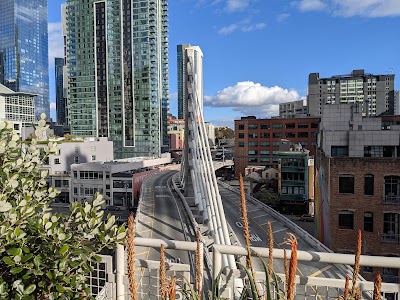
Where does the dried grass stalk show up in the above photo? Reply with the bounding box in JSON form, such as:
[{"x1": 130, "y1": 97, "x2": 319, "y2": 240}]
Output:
[
  {"x1": 160, "y1": 244, "x2": 168, "y2": 300},
  {"x1": 354, "y1": 287, "x2": 361, "y2": 300},
  {"x1": 239, "y1": 173, "x2": 259, "y2": 297},
  {"x1": 168, "y1": 277, "x2": 177, "y2": 300},
  {"x1": 196, "y1": 230, "x2": 202, "y2": 299},
  {"x1": 127, "y1": 212, "x2": 138, "y2": 300},
  {"x1": 373, "y1": 273, "x2": 382, "y2": 300},
  {"x1": 268, "y1": 221, "x2": 273, "y2": 277},
  {"x1": 286, "y1": 233, "x2": 298, "y2": 300},
  {"x1": 342, "y1": 275, "x2": 350, "y2": 299},
  {"x1": 284, "y1": 248, "x2": 289, "y2": 289},
  {"x1": 351, "y1": 229, "x2": 362, "y2": 295}
]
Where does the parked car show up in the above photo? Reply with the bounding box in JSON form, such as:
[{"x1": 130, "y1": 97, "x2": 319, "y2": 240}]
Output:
[{"x1": 300, "y1": 214, "x2": 315, "y2": 222}]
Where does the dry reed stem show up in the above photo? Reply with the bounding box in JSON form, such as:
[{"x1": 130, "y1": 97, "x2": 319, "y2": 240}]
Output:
[
  {"x1": 343, "y1": 275, "x2": 350, "y2": 299},
  {"x1": 196, "y1": 230, "x2": 202, "y2": 299},
  {"x1": 239, "y1": 173, "x2": 259, "y2": 298},
  {"x1": 354, "y1": 287, "x2": 361, "y2": 300},
  {"x1": 268, "y1": 222, "x2": 273, "y2": 277},
  {"x1": 168, "y1": 277, "x2": 177, "y2": 300},
  {"x1": 351, "y1": 229, "x2": 362, "y2": 296},
  {"x1": 284, "y1": 248, "x2": 289, "y2": 289},
  {"x1": 373, "y1": 273, "x2": 382, "y2": 300},
  {"x1": 127, "y1": 213, "x2": 138, "y2": 300},
  {"x1": 160, "y1": 244, "x2": 168, "y2": 300},
  {"x1": 286, "y1": 233, "x2": 298, "y2": 300}
]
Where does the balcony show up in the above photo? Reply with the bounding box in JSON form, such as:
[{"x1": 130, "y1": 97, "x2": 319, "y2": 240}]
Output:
[
  {"x1": 384, "y1": 194, "x2": 400, "y2": 204},
  {"x1": 383, "y1": 233, "x2": 400, "y2": 244}
]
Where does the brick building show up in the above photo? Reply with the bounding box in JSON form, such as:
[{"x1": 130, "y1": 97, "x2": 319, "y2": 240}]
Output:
[
  {"x1": 315, "y1": 104, "x2": 400, "y2": 282},
  {"x1": 234, "y1": 116, "x2": 319, "y2": 178}
]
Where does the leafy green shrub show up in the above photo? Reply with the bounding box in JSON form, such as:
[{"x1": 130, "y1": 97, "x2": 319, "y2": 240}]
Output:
[{"x1": 0, "y1": 115, "x2": 126, "y2": 299}]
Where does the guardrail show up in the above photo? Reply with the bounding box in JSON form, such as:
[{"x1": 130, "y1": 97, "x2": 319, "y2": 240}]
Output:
[{"x1": 217, "y1": 179, "x2": 363, "y2": 282}]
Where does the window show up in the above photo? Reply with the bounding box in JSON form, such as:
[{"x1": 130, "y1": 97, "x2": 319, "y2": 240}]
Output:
[
  {"x1": 260, "y1": 141, "x2": 270, "y2": 147},
  {"x1": 238, "y1": 124, "x2": 245, "y2": 130},
  {"x1": 311, "y1": 123, "x2": 319, "y2": 128},
  {"x1": 248, "y1": 142, "x2": 257, "y2": 147},
  {"x1": 285, "y1": 123, "x2": 295, "y2": 129},
  {"x1": 238, "y1": 133, "x2": 244, "y2": 138},
  {"x1": 248, "y1": 157, "x2": 258, "y2": 163},
  {"x1": 272, "y1": 123, "x2": 282, "y2": 129},
  {"x1": 339, "y1": 175, "x2": 354, "y2": 193},
  {"x1": 260, "y1": 150, "x2": 269, "y2": 155},
  {"x1": 260, "y1": 124, "x2": 270, "y2": 129},
  {"x1": 248, "y1": 133, "x2": 258, "y2": 138},
  {"x1": 273, "y1": 132, "x2": 282, "y2": 138},
  {"x1": 298, "y1": 123, "x2": 308, "y2": 128},
  {"x1": 239, "y1": 142, "x2": 244, "y2": 147},
  {"x1": 74, "y1": 157, "x2": 79, "y2": 163},
  {"x1": 339, "y1": 210, "x2": 354, "y2": 230},
  {"x1": 384, "y1": 176, "x2": 400, "y2": 203},
  {"x1": 285, "y1": 132, "x2": 295, "y2": 138},
  {"x1": 91, "y1": 155, "x2": 96, "y2": 161},
  {"x1": 248, "y1": 150, "x2": 257, "y2": 155},
  {"x1": 260, "y1": 157, "x2": 269, "y2": 162},
  {"x1": 74, "y1": 147, "x2": 80, "y2": 153},
  {"x1": 248, "y1": 124, "x2": 258, "y2": 129},
  {"x1": 332, "y1": 146, "x2": 349, "y2": 157},
  {"x1": 364, "y1": 175, "x2": 374, "y2": 195},
  {"x1": 298, "y1": 132, "x2": 309, "y2": 138},
  {"x1": 261, "y1": 133, "x2": 270, "y2": 138},
  {"x1": 383, "y1": 213, "x2": 400, "y2": 242},
  {"x1": 54, "y1": 158, "x2": 60, "y2": 165},
  {"x1": 54, "y1": 180, "x2": 62, "y2": 188},
  {"x1": 364, "y1": 212, "x2": 373, "y2": 232},
  {"x1": 272, "y1": 142, "x2": 280, "y2": 147}
]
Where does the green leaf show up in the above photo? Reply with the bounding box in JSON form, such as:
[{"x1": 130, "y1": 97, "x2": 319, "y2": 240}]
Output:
[
  {"x1": 33, "y1": 255, "x2": 41, "y2": 268},
  {"x1": 7, "y1": 248, "x2": 23, "y2": 257},
  {"x1": 21, "y1": 253, "x2": 34, "y2": 263},
  {"x1": 24, "y1": 284, "x2": 36, "y2": 295},
  {"x1": 10, "y1": 267, "x2": 24, "y2": 275},
  {"x1": 3, "y1": 256, "x2": 15, "y2": 266},
  {"x1": 59, "y1": 244, "x2": 69, "y2": 255},
  {"x1": 56, "y1": 285, "x2": 65, "y2": 293},
  {"x1": 46, "y1": 271, "x2": 53, "y2": 280}
]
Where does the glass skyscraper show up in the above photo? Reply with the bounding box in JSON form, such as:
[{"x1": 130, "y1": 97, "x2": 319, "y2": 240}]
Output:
[
  {"x1": 0, "y1": 0, "x2": 50, "y2": 120},
  {"x1": 55, "y1": 57, "x2": 66, "y2": 124},
  {"x1": 65, "y1": 0, "x2": 169, "y2": 159}
]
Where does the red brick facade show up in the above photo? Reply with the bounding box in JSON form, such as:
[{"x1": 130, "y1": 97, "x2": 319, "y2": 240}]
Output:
[
  {"x1": 234, "y1": 116, "x2": 320, "y2": 178},
  {"x1": 318, "y1": 152, "x2": 400, "y2": 281}
]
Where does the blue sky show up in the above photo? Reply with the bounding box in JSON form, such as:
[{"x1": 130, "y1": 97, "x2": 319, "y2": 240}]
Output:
[{"x1": 48, "y1": 0, "x2": 400, "y2": 127}]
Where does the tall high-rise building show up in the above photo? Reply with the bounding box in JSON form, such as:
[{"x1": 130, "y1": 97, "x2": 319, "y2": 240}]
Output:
[
  {"x1": 177, "y1": 44, "x2": 203, "y2": 120},
  {"x1": 65, "y1": 0, "x2": 169, "y2": 158},
  {"x1": 0, "y1": 0, "x2": 49, "y2": 120},
  {"x1": 395, "y1": 90, "x2": 400, "y2": 115},
  {"x1": 308, "y1": 70, "x2": 395, "y2": 117},
  {"x1": 55, "y1": 58, "x2": 67, "y2": 125}
]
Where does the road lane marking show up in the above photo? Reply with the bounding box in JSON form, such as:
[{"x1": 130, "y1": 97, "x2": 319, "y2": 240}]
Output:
[
  {"x1": 259, "y1": 220, "x2": 277, "y2": 226},
  {"x1": 253, "y1": 213, "x2": 270, "y2": 219},
  {"x1": 309, "y1": 265, "x2": 333, "y2": 277},
  {"x1": 134, "y1": 250, "x2": 149, "y2": 257},
  {"x1": 273, "y1": 228, "x2": 288, "y2": 234},
  {"x1": 247, "y1": 208, "x2": 261, "y2": 213},
  {"x1": 138, "y1": 229, "x2": 151, "y2": 234}
]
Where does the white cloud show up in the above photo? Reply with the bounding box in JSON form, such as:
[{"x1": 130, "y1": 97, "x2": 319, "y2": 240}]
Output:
[
  {"x1": 225, "y1": 0, "x2": 251, "y2": 12},
  {"x1": 276, "y1": 13, "x2": 291, "y2": 22},
  {"x1": 48, "y1": 22, "x2": 64, "y2": 67},
  {"x1": 331, "y1": 0, "x2": 400, "y2": 17},
  {"x1": 207, "y1": 117, "x2": 236, "y2": 128},
  {"x1": 50, "y1": 102, "x2": 56, "y2": 110},
  {"x1": 204, "y1": 81, "x2": 302, "y2": 117},
  {"x1": 294, "y1": 0, "x2": 327, "y2": 12},
  {"x1": 169, "y1": 92, "x2": 178, "y2": 101},
  {"x1": 293, "y1": 0, "x2": 400, "y2": 17},
  {"x1": 218, "y1": 20, "x2": 266, "y2": 35},
  {"x1": 197, "y1": 0, "x2": 251, "y2": 12}
]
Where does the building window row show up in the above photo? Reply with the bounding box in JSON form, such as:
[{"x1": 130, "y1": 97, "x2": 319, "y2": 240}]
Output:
[{"x1": 237, "y1": 122, "x2": 319, "y2": 130}]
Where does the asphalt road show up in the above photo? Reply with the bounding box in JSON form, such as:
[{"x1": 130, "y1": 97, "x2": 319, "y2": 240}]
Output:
[
  {"x1": 218, "y1": 183, "x2": 350, "y2": 298},
  {"x1": 135, "y1": 170, "x2": 192, "y2": 299}
]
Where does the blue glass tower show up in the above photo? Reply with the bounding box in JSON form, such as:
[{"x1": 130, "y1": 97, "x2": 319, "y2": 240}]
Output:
[
  {"x1": 0, "y1": 0, "x2": 50, "y2": 120},
  {"x1": 55, "y1": 57, "x2": 66, "y2": 124}
]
